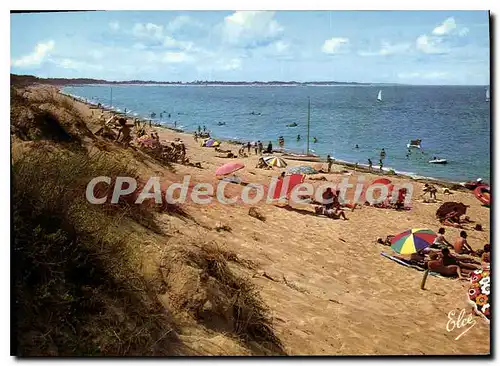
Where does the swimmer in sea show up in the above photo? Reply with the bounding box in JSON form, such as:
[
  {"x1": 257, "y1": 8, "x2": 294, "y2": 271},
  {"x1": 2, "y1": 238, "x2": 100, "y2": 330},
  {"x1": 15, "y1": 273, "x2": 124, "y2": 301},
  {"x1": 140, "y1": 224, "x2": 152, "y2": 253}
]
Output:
[
  {"x1": 297, "y1": 134, "x2": 301, "y2": 141},
  {"x1": 313, "y1": 137, "x2": 318, "y2": 143},
  {"x1": 355, "y1": 144, "x2": 359, "y2": 149}
]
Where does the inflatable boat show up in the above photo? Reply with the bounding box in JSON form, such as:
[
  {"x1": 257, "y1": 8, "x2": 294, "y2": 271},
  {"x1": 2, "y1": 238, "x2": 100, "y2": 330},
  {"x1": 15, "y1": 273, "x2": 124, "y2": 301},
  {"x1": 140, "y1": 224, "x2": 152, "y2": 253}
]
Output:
[
  {"x1": 474, "y1": 185, "x2": 490, "y2": 206},
  {"x1": 429, "y1": 159, "x2": 448, "y2": 164},
  {"x1": 287, "y1": 123, "x2": 298, "y2": 127}
]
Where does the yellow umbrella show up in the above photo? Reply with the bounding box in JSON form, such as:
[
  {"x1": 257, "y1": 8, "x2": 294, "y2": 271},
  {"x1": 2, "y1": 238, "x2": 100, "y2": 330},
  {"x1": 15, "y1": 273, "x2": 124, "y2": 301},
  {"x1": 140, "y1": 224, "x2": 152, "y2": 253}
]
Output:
[{"x1": 263, "y1": 156, "x2": 287, "y2": 168}]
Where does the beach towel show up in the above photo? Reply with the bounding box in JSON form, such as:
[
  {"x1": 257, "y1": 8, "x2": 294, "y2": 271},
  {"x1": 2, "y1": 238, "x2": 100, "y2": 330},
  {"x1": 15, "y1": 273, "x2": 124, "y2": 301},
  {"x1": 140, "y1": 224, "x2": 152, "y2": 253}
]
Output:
[
  {"x1": 467, "y1": 269, "x2": 490, "y2": 324},
  {"x1": 380, "y1": 252, "x2": 446, "y2": 278}
]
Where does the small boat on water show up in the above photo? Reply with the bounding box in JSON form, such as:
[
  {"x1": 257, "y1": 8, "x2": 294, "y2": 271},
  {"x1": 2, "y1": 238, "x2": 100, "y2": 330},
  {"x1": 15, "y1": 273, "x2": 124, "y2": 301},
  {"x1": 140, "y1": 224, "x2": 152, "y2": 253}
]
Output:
[
  {"x1": 377, "y1": 90, "x2": 383, "y2": 102},
  {"x1": 281, "y1": 152, "x2": 321, "y2": 162},
  {"x1": 429, "y1": 158, "x2": 447, "y2": 165},
  {"x1": 217, "y1": 122, "x2": 226, "y2": 126},
  {"x1": 407, "y1": 139, "x2": 422, "y2": 149},
  {"x1": 486, "y1": 88, "x2": 490, "y2": 102},
  {"x1": 287, "y1": 122, "x2": 298, "y2": 127}
]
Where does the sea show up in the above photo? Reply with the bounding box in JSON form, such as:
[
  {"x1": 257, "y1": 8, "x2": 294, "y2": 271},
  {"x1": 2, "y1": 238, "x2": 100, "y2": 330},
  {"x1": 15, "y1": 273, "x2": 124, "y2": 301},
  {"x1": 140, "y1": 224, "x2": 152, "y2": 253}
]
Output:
[{"x1": 62, "y1": 84, "x2": 491, "y2": 183}]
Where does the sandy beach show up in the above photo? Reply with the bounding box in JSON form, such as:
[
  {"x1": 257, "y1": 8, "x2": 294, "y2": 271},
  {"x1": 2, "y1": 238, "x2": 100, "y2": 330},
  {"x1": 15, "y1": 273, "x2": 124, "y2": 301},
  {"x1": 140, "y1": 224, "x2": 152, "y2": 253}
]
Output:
[{"x1": 14, "y1": 84, "x2": 491, "y2": 355}]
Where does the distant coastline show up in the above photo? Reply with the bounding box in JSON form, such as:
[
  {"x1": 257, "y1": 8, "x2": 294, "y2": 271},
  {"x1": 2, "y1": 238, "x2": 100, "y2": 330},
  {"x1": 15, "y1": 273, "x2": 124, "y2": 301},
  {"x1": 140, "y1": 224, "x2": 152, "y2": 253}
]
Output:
[{"x1": 11, "y1": 73, "x2": 391, "y2": 87}]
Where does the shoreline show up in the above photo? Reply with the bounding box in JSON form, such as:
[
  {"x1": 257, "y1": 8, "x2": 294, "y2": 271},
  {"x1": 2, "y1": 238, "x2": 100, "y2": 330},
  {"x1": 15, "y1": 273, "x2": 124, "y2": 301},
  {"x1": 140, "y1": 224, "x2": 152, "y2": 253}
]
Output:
[{"x1": 59, "y1": 88, "x2": 472, "y2": 190}]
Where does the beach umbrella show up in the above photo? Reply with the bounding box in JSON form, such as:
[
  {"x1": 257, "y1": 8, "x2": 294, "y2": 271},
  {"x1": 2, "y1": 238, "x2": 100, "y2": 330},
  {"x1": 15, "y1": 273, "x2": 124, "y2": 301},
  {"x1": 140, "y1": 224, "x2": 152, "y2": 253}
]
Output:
[
  {"x1": 263, "y1": 156, "x2": 287, "y2": 168},
  {"x1": 204, "y1": 138, "x2": 220, "y2": 147},
  {"x1": 287, "y1": 165, "x2": 318, "y2": 175},
  {"x1": 436, "y1": 202, "x2": 468, "y2": 219},
  {"x1": 216, "y1": 162, "x2": 245, "y2": 176},
  {"x1": 390, "y1": 228, "x2": 437, "y2": 255}
]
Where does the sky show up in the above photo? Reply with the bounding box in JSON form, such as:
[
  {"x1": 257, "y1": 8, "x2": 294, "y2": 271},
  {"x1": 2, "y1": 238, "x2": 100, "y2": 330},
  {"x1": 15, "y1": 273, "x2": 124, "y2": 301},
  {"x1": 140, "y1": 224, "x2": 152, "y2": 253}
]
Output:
[{"x1": 10, "y1": 10, "x2": 490, "y2": 85}]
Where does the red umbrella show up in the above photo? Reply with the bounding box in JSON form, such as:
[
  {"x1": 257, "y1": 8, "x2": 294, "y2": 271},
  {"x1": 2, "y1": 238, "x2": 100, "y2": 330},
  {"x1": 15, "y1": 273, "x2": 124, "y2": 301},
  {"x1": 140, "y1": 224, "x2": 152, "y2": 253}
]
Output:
[{"x1": 216, "y1": 162, "x2": 245, "y2": 176}]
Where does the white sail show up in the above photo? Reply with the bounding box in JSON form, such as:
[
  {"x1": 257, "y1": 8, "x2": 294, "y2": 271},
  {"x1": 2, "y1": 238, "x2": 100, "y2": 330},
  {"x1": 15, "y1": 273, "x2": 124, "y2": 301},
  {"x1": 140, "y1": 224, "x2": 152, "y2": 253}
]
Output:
[
  {"x1": 377, "y1": 90, "x2": 382, "y2": 101},
  {"x1": 486, "y1": 88, "x2": 490, "y2": 101}
]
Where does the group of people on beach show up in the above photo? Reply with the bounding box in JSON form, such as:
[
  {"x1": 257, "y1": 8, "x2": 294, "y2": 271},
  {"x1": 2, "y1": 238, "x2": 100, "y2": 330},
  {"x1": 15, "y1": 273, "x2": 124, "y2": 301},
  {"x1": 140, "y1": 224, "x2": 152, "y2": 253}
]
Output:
[
  {"x1": 94, "y1": 110, "x2": 191, "y2": 165},
  {"x1": 238, "y1": 141, "x2": 272, "y2": 157},
  {"x1": 380, "y1": 227, "x2": 489, "y2": 280}
]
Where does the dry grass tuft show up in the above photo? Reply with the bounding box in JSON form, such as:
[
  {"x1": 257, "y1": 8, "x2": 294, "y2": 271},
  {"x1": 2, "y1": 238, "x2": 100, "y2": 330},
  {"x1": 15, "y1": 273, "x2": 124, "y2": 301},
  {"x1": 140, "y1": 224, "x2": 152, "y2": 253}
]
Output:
[{"x1": 161, "y1": 242, "x2": 285, "y2": 355}]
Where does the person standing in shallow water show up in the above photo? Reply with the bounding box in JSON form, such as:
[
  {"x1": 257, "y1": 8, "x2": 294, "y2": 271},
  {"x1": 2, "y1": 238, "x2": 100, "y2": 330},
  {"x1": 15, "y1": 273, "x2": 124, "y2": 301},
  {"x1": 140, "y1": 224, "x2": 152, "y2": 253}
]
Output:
[
  {"x1": 267, "y1": 141, "x2": 273, "y2": 154},
  {"x1": 380, "y1": 148, "x2": 386, "y2": 160},
  {"x1": 197, "y1": 125, "x2": 201, "y2": 133},
  {"x1": 379, "y1": 159, "x2": 383, "y2": 171},
  {"x1": 368, "y1": 158, "x2": 373, "y2": 170},
  {"x1": 247, "y1": 141, "x2": 251, "y2": 154},
  {"x1": 327, "y1": 155, "x2": 333, "y2": 173}
]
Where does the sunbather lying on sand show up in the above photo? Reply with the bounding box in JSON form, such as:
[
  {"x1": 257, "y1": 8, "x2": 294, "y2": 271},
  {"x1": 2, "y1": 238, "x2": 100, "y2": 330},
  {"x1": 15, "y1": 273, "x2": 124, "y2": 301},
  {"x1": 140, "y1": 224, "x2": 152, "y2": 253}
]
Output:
[
  {"x1": 439, "y1": 248, "x2": 480, "y2": 271},
  {"x1": 314, "y1": 205, "x2": 348, "y2": 220},
  {"x1": 439, "y1": 210, "x2": 463, "y2": 228},
  {"x1": 426, "y1": 253, "x2": 468, "y2": 280}
]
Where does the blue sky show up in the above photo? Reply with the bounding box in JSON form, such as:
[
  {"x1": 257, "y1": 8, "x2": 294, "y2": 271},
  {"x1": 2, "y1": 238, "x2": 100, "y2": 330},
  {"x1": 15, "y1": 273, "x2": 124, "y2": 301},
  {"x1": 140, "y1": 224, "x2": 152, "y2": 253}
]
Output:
[{"x1": 10, "y1": 10, "x2": 490, "y2": 84}]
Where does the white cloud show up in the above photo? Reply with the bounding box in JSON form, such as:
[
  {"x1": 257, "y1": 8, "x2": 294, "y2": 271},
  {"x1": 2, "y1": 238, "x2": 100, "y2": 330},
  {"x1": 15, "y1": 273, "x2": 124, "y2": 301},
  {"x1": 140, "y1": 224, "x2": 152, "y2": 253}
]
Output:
[
  {"x1": 162, "y1": 52, "x2": 194, "y2": 63},
  {"x1": 11, "y1": 40, "x2": 55, "y2": 68},
  {"x1": 416, "y1": 34, "x2": 447, "y2": 54},
  {"x1": 458, "y1": 27, "x2": 470, "y2": 37},
  {"x1": 321, "y1": 38, "x2": 349, "y2": 54},
  {"x1": 432, "y1": 17, "x2": 456, "y2": 36},
  {"x1": 358, "y1": 41, "x2": 411, "y2": 57},
  {"x1": 273, "y1": 40, "x2": 289, "y2": 54},
  {"x1": 222, "y1": 11, "x2": 284, "y2": 46},
  {"x1": 220, "y1": 58, "x2": 242, "y2": 71},
  {"x1": 109, "y1": 21, "x2": 120, "y2": 31},
  {"x1": 164, "y1": 36, "x2": 194, "y2": 51},
  {"x1": 52, "y1": 58, "x2": 104, "y2": 71},
  {"x1": 133, "y1": 22, "x2": 164, "y2": 40},
  {"x1": 167, "y1": 15, "x2": 201, "y2": 32}
]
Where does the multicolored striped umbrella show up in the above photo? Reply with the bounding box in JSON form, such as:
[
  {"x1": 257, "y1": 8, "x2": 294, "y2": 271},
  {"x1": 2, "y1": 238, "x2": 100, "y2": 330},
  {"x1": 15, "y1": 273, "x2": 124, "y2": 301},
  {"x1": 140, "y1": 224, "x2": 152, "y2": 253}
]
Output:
[
  {"x1": 390, "y1": 228, "x2": 437, "y2": 255},
  {"x1": 263, "y1": 156, "x2": 287, "y2": 168},
  {"x1": 202, "y1": 138, "x2": 220, "y2": 147}
]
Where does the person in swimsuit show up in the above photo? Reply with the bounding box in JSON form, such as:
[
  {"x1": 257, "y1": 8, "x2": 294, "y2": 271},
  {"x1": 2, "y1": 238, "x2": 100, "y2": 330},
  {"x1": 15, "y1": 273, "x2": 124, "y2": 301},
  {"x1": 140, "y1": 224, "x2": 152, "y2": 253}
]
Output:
[
  {"x1": 322, "y1": 188, "x2": 335, "y2": 210},
  {"x1": 116, "y1": 118, "x2": 132, "y2": 146},
  {"x1": 430, "y1": 228, "x2": 454, "y2": 250},
  {"x1": 441, "y1": 248, "x2": 480, "y2": 271},
  {"x1": 454, "y1": 231, "x2": 475, "y2": 255},
  {"x1": 327, "y1": 155, "x2": 333, "y2": 173},
  {"x1": 426, "y1": 253, "x2": 467, "y2": 280}
]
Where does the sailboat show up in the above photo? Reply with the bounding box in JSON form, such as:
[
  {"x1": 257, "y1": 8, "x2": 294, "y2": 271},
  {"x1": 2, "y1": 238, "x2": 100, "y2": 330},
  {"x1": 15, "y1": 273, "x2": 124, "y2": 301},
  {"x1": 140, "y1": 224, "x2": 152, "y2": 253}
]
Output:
[
  {"x1": 486, "y1": 88, "x2": 490, "y2": 102},
  {"x1": 282, "y1": 96, "x2": 320, "y2": 162},
  {"x1": 377, "y1": 90, "x2": 383, "y2": 102}
]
